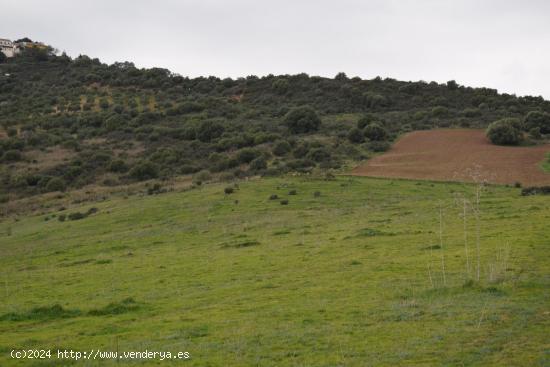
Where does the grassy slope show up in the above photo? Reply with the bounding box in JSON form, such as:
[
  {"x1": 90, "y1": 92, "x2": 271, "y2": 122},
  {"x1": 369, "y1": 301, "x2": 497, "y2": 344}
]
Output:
[{"x1": 0, "y1": 177, "x2": 548, "y2": 366}]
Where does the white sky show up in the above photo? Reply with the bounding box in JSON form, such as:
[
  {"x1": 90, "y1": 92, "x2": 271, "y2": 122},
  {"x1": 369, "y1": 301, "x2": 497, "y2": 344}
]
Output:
[{"x1": 2, "y1": 0, "x2": 549, "y2": 98}]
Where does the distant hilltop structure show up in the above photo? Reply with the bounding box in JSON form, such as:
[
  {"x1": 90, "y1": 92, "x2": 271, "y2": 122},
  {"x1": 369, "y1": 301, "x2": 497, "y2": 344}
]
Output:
[{"x1": 0, "y1": 37, "x2": 47, "y2": 58}]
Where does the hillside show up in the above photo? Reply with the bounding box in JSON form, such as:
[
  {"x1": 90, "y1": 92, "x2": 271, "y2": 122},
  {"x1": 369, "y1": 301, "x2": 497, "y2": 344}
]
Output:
[
  {"x1": 1, "y1": 46, "x2": 549, "y2": 204},
  {"x1": 1, "y1": 176, "x2": 549, "y2": 366}
]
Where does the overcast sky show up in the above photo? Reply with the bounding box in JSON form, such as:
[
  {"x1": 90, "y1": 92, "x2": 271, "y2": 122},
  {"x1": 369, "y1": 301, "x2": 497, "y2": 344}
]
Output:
[{"x1": 2, "y1": 0, "x2": 549, "y2": 98}]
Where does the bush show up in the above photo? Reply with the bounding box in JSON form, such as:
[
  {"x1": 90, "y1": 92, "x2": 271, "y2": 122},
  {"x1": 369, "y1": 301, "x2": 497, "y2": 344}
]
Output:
[
  {"x1": 524, "y1": 111, "x2": 550, "y2": 134},
  {"x1": 2, "y1": 150, "x2": 22, "y2": 162},
  {"x1": 45, "y1": 177, "x2": 66, "y2": 192},
  {"x1": 237, "y1": 148, "x2": 260, "y2": 164},
  {"x1": 273, "y1": 140, "x2": 291, "y2": 156},
  {"x1": 486, "y1": 118, "x2": 523, "y2": 145},
  {"x1": 269, "y1": 194, "x2": 278, "y2": 200},
  {"x1": 196, "y1": 120, "x2": 224, "y2": 142},
  {"x1": 357, "y1": 114, "x2": 376, "y2": 129},
  {"x1": 58, "y1": 214, "x2": 66, "y2": 222},
  {"x1": 284, "y1": 106, "x2": 321, "y2": 134},
  {"x1": 347, "y1": 128, "x2": 365, "y2": 143},
  {"x1": 364, "y1": 123, "x2": 388, "y2": 141},
  {"x1": 280, "y1": 199, "x2": 289, "y2": 205},
  {"x1": 108, "y1": 159, "x2": 128, "y2": 173},
  {"x1": 249, "y1": 156, "x2": 267, "y2": 171},
  {"x1": 193, "y1": 170, "x2": 211, "y2": 184},
  {"x1": 521, "y1": 186, "x2": 550, "y2": 196},
  {"x1": 129, "y1": 161, "x2": 158, "y2": 180},
  {"x1": 313, "y1": 191, "x2": 321, "y2": 197},
  {"x1": 306, "y1": 147, "x2": 331, "y2": 162},
  {"x1": 288, "y1": 190, "x2": 297, "y2": 195},
  {"x1": 224, "y1": 187, "x2": 234, "y2": 194},
  {"x1": 68, "y1": 212, "x2": 86, "y2": 221}
]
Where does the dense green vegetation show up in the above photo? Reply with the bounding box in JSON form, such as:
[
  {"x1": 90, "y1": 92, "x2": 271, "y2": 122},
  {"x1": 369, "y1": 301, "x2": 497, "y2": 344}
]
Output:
[
  {"x1": 1, "y1": 45, "x2": 549, "y2": 201},
  {"x1": 1, "y1": 176, "x2": 548, "y2": 366}
]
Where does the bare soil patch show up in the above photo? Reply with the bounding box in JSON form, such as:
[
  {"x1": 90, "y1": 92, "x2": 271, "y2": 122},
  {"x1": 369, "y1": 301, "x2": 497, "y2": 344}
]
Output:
[{"x1": 352, "y1": 129, "x2": 550, "y2": 186}]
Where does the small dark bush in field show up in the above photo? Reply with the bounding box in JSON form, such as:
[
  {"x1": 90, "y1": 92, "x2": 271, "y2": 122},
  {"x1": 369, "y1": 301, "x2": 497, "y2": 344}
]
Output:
[
  {"x1": 521, "y1": 186, "x2": 550, "y2": 196},
  {"x1": 86, "y1": 207, "x2": 98, "y2": 215},
  {"x1": 0, "y1": 304, "x2": 81, "y2": 322},
  {"x1": 147, "y1": 183, "x2": 163, "y2": 195},
  {"x1": 45, "y1": 177, "x2": 66, "y2": 192},
  {"x1": 269, "y1": 194, "x2": 278, "y2": 200},
  {"x1": 313, "y1": 191, "x2": 321, "y2": 197},
  {"x1": 68, "y1": 212, "x2": 86, "y2": 221},
  {"x1": 514, "y1": 182, "x2": 522, "y2": 188},
  {"x1": 288, "y1": 190, "x2": 297, "y2": 195},
  {"x1": 88, "y1": 297, "x2": 138, "y2": 316},
  {"x1": 280, "y1": 199, "x2": 289, "y2": 205},
  {"x1": 224, "y1": 187, "x2": 234, "y2": 194}
]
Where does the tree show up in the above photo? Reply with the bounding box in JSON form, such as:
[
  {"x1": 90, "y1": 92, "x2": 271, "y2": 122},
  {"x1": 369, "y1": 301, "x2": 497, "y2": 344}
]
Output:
[
  {"x1": 0, "y1": 51, "x2": 6, "y2": 64},
  {"x1": 524, "y1": 111, "x2": 550, "y2": 134},
  {"x1": 486, "y1": 118, "x2": 523, "y2": 145},
  {"x1": 284, "y1": 106, "x2": 321, "y2": 134},
  {"x1": 364, "y1": 123, "x2": 388, "y2": 141}
]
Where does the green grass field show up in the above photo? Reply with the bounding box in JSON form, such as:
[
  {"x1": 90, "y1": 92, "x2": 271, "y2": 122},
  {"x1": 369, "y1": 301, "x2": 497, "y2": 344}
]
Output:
[{"x1": 1, "y1": 176, "x2": 549, "y2": 366}]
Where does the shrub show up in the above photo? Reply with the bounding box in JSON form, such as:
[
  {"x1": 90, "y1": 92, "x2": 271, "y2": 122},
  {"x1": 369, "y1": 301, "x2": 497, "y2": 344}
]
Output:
[
  {"x1": 521, "y1": 186, "x2": 550, "y2": 196},
  {"x1": 288, "y1": 190, "x2": 297, "y2": 195},
  {"x1": 269, "y1": 194, "x2": 278, "y2": 200},
  {"x1": 347, "y1": 128, "x2": 365, "y2": 143},
  {"x1": 364, "y1": 123, "x2": 388, "y2": 141},
  {"x1": 196, "y1": 120, "x2": 224, "y2": 142},
  {"x1": 237, "y1": 148, "x2": 260, "y2": 164},
  {"x1": 58, "y1": 214, "x2": 66, "y2": 222},
  {"x1": 273, "y1": 140, "x2": 291, "y2": 156},
  {"x1": 280, "y1": 199, "x2": 289, "y2": 205},
  {"x1": 306, "y1": 147, "x2": 331, "y2": 162},
  {"x1": 313, "y1": 191, "x2": 321, "y2": 197},
  {"x1": 486, "y1": 118, "x2": 523, "y2": 145},
  {"x1": 108, "y1": 159, "x2": 128, "y2": 173},
  {"x1": 357, "y1": 114, "x2": 376, "y2": 129},
  {"x1": 224, "y1": 187, "x2": 234, "y2": 194},
  {"x1": 366, "y1": 141, "x2": 391, "y2": 152},
  {"x1": 129, "y1": 161, "x2": 159, "y2": 180},
  {"x1": 529, "y1": 127, "x2": 542, "y2": 139},
  {"x1": 249, "y1": 156, "x2": 267, "y2": 171},
  {"x1": 45, "y1": 177, "x2": 66, "y2": 192},
  {"x1": 524, "y1": 111, "x2": 550, "y2": 134},
  {"x1": 2, "y1": 150, "x2": 22, "y2": 162},
  {"x1": 284, "y1": 106, "x2": 321, "y2": 134},
  {"x1": 193, "y1": 170, "x2": 211, "y2": 184},
  {"x1": 68, "y1": 212, "x2": 86, "y2": 221}
]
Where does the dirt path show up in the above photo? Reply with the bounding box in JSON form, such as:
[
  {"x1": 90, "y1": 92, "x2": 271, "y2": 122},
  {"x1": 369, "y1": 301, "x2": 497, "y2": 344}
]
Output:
[{"x1": 351, "y1": 129, "x2": 550, "y2": 186}]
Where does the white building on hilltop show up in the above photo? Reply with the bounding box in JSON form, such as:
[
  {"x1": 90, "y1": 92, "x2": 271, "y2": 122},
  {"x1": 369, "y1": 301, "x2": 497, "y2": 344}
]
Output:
[{"x1": 0, "y1": 38, "x2": 18, "y2": 58}]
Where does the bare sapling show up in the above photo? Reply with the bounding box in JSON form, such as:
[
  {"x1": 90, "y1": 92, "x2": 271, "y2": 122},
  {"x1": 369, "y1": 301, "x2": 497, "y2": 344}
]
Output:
[{"x1": 439, "y1": 203, "x2": 446, "y2": 286}]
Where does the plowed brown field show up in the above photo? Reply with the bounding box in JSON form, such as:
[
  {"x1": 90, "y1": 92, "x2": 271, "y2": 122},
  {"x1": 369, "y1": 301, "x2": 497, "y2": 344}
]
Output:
[{"x1": 352, "y1": 129, "x2": 550, "y2": 186}]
